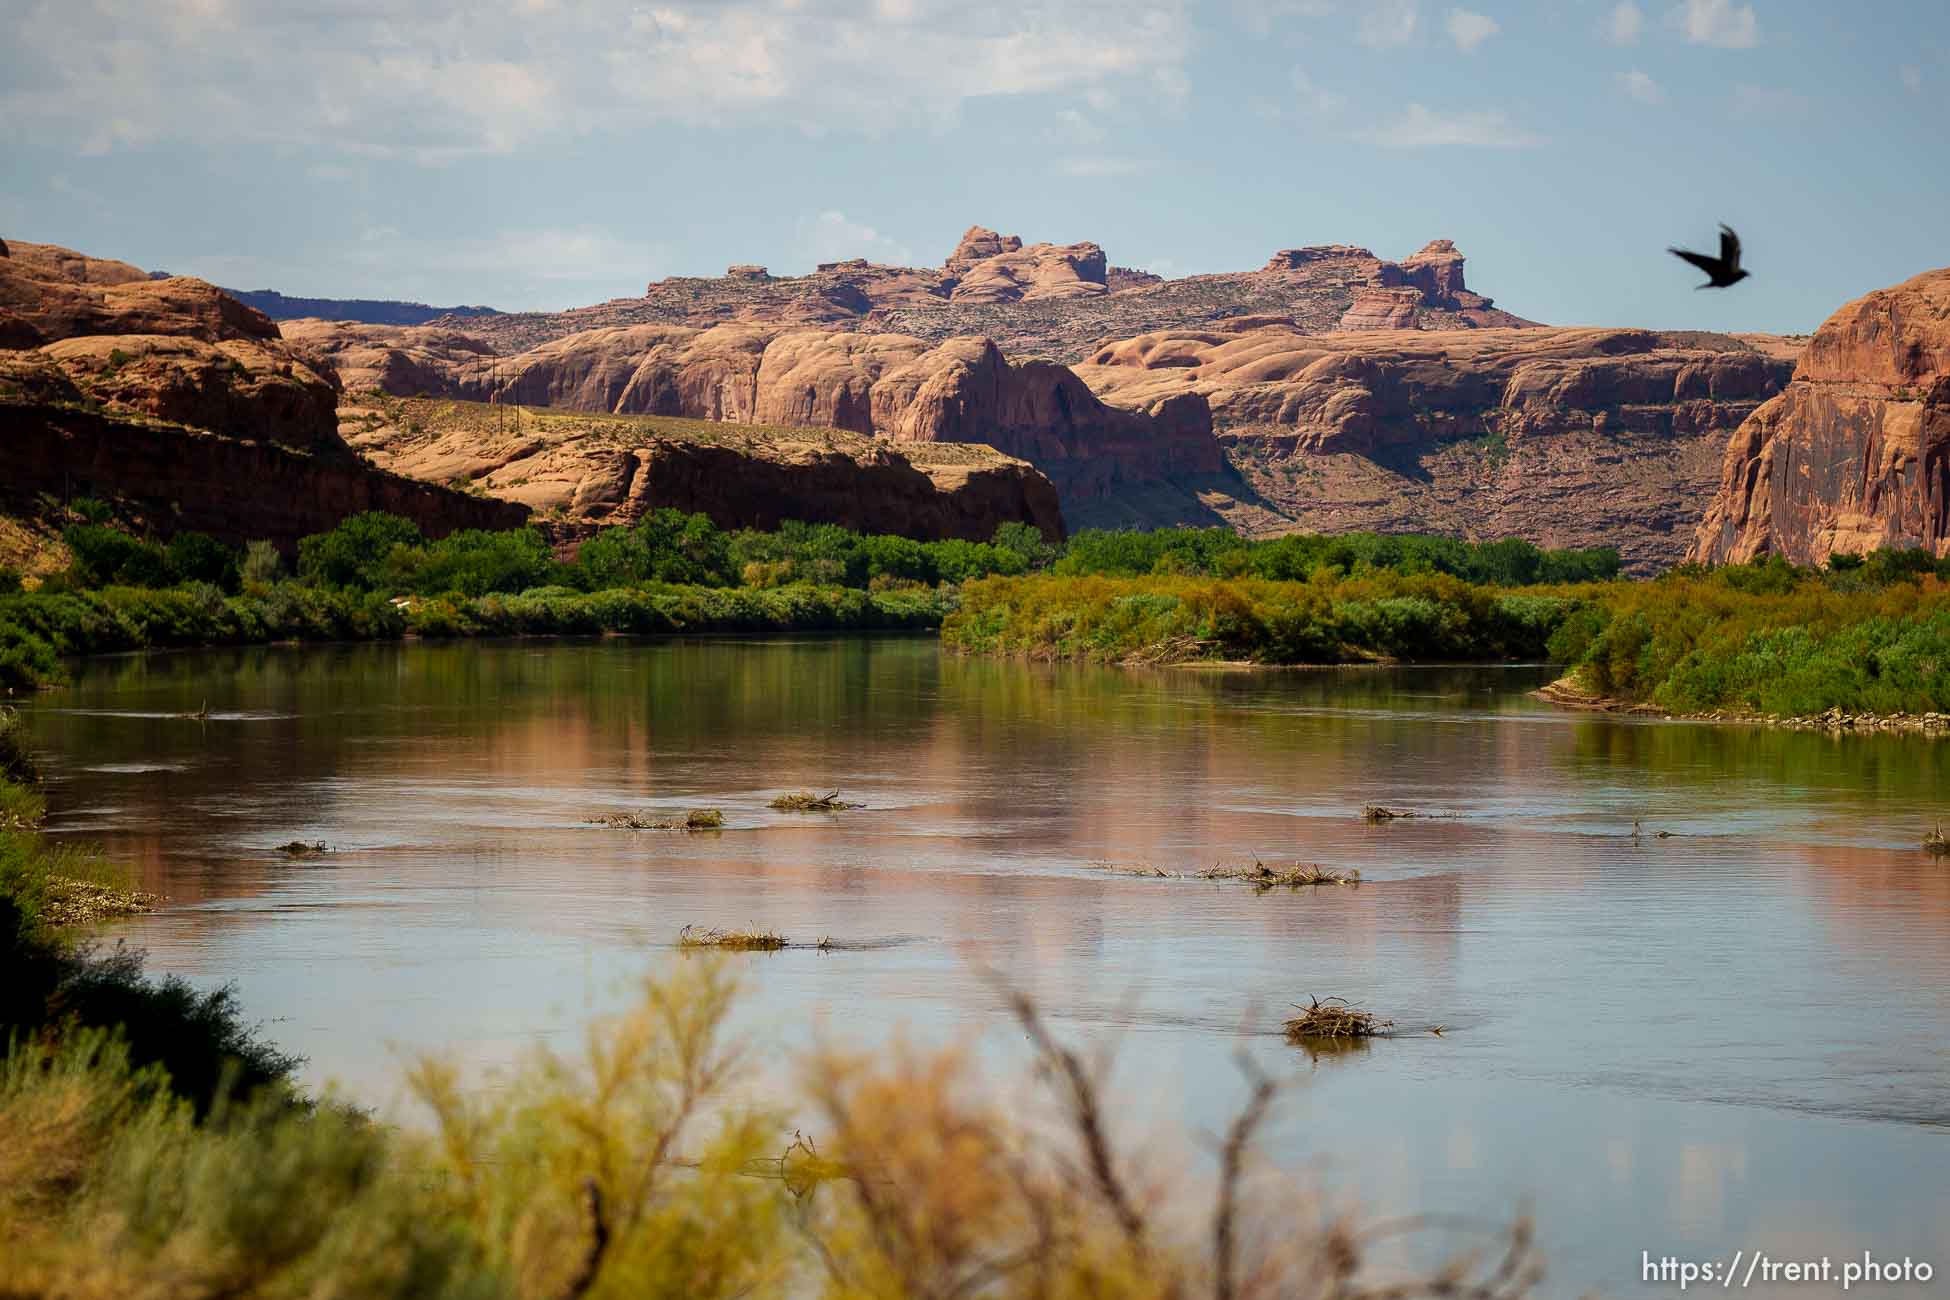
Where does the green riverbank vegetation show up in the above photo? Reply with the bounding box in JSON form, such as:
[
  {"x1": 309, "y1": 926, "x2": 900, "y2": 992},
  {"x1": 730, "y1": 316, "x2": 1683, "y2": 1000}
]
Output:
[
  {"x1": 0, "y1": 509, "x2": 1622, "y2": 693},
  {"x1": 944, "y1": 550, "x2": 1950, "y2": 719},
  {"x1": 5, "y1": 502, "x2": 1946, "y2": 719},
  {"x1": 0, "y1": 717, "x2": 1541, "y2": 1298}
]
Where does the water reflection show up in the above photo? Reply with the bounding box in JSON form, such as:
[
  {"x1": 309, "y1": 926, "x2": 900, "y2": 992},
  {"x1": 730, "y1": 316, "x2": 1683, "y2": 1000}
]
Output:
[{"x1": 18, "y1": 637, "x2": 1950, "y2": 1297}]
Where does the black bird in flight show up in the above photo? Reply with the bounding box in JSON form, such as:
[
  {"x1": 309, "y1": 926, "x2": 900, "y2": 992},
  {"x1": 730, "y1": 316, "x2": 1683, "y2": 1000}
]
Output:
[{"x1": 1669, "y1": 224, "x2": 1749, "y2": 289}]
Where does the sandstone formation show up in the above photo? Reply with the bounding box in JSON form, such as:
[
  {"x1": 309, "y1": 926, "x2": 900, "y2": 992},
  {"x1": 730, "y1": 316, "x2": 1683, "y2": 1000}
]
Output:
[
  {"x1": 280, "y1": 318, "x2": 502, "y2": 398},
  {"x1": 1074, "y1": 323, "x2": 1800, "y2": 572},
  {"x1": 0, "y1": 354, "x2": 523, "y2": 550},
  {"x1": 295, "y1": 318, "x2": 1230, "y2": 509},
  {"x1": 0, "y1": 241, "x2": 522, "y2": 545},
  {"x1": 942, "y1": 227, "x2": 1109, "y2": 304},
  {"x1": 1690, "y1": 267, "x2": 1950, "y2": 565},
  {"x1": 347, "y1": 398, "x2": 1065, "y2": 542},
  {"x1": 1, "y1": 239, "x2": 341, "y2": 454}
]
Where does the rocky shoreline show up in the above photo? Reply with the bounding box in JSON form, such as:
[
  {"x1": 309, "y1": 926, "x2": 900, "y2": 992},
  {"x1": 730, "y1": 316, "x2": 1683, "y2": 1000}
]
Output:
[{"x1": 1533, "y1": 675, "x2": 1950, "y2": 737}]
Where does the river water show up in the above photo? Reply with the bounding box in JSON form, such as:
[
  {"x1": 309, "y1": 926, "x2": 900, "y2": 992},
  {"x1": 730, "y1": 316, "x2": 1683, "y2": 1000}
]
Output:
[{"x1": 18, "y1": 637, "x2": 1950, "y2": 1296}]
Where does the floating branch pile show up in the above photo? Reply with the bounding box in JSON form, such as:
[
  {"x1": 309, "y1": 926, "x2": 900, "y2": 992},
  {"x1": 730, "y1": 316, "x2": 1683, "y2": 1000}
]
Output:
[
  {"x1": 677, "y1": 925, "x2": 788, "y2": 951},
  {"x1": 589, "y1": 809, "x2": 725, "y2": 831},
  {"x1": 1201, "y1": 861, "x2": 1360, "y2": 889},
  {"x1": 770, "y1": 790, "x2": 863, "y2": 811},
  {"x1": 1927, "y1": 823, "x2": 1949, "y2": 856},
  {"x1": 278, "y1": 840, "x2": 328, "y2": 856},
  {"x1": 1088, "y1": 859, "x2": 1361, "y2": 889},
  {"x1": 1361, "y1": 805, "x2": 1418, "y2": 822},
  {"x1": 1283, "y1": 996, "x2": 1393, "y2": 1043}
]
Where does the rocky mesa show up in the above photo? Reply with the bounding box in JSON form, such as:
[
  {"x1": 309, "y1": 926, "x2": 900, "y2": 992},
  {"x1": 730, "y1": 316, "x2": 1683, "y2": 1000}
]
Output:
[
  {"x1": 1689, "y1": 265, "x2": 1950, "y2": 565},
  {"x1": 399, "y1": 226, "x2": 1535, "y2": 362}
]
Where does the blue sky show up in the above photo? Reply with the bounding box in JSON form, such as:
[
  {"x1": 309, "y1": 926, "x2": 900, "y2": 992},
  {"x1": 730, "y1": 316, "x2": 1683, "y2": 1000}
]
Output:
[{"x1": 3, "y1": 0, "x2": 1944, "y2": 333}]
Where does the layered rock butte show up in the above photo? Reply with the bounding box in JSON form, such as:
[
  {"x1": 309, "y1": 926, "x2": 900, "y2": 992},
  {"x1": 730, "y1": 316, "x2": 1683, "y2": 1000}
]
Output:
[
  {"x1": 285, "y1": 226, "x2": 1803, "y2": 568},
  {"x1": 1689, "y1": 265, "x2": 1950, "y2": 565},
  {"x1": 0, "y1": 239, "x2": 1061, "y2": 549}
]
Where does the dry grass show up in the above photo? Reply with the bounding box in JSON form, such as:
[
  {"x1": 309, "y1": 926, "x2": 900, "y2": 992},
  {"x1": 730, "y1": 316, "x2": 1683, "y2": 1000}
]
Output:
[
  {"x1": 589, "y1": 808, "x2": 726, "y2": 831},
  {"x1": 677, "y1": 925, "x2": 788, "y2": 951},
  {"x1": 769, "y1": 790, "x2": 863, "y2": 812},
  {"x1": 1283, "y1": 996, "x2": 1393, "y2": 1043}
]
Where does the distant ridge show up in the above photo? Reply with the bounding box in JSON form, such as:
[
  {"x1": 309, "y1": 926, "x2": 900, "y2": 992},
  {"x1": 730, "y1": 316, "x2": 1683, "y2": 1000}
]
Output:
[{"x1": 219, "y1": 287, "x2": 502, "y2": 326}]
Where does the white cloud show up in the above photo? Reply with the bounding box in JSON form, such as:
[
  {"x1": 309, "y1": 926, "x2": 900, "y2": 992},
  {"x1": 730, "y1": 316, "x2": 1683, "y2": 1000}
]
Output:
[
  {"x1": 1055, "y1": 157, "x2": 1154, "y2": 177},
  {"x1": 1357, "y1": 0, "x2": 1419, "y2": 48},
  {"x1": 1291, "y1": 69, "x2": 1347, "y2": 115},
  {"x1": 1233, "y1": 0, "x2": 1335, "y2": 36},
  {"x1": 1367, "y1": 103, "x2": 1543, "y2": 148},
  {"x1": 1900, "y1": 65, "x2": 1923, "y2": 94},
  {"x1": 799, "y1": 211, "x2": 913, "y2": 268},
  {"x1": 1731, "y1": 83, "x2": 1807, "y2": 118},
  {"x1": 1445, "y1": 9, "x2": 1498, "y2": 54},
  {"x1": 1603, "y1": 2, "x2": 1644, "y2": 45},
  {"x1": 1618, "y1": 69, "x2": 1664, "y2": 104},
  {"x1": 0, "y1": 0, "x2": 1196, "y2": 162},
  {"x1": 1674, "y1": 0, "x2": 1758, "y2": 49}
]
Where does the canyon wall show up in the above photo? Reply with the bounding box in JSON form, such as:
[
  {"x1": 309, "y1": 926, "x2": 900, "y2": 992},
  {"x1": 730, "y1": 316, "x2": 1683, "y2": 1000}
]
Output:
[
  {"x1": 296, "y1": 320, "x2": 1229, "y2": 508},
  {"x1": 1689, "y1": 266, "x2": 1950, "y2": 565},
  {"x1": 1073, "y1": 321, "x2": 1799, "y2": 571}
]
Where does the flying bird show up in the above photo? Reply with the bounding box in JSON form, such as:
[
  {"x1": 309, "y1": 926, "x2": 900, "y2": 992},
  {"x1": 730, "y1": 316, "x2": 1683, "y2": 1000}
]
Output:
[{"x1": 1669, "y1": 224, "x2": 1749, "y2": 289}]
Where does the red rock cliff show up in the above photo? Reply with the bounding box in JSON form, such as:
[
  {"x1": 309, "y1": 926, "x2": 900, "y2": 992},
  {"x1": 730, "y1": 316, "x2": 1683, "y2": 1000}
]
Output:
[{"x1": 1689, "y1": 266, "x2": 1950, "y2": 565}]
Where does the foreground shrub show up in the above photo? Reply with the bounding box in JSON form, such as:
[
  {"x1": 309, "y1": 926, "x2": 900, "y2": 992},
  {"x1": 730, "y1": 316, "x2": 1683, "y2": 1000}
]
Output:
[{"x1": 0, "y1": 961, "x2": 1542, "y2": 1300}]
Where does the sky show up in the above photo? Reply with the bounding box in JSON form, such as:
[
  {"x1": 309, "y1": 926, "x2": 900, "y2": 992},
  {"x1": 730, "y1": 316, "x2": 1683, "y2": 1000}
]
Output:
[{"x1": 2, "y1": 0, "x2": 1945, "y2": 333}]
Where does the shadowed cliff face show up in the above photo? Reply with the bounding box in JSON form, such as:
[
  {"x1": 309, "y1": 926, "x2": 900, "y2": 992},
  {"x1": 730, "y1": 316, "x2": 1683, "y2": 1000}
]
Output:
[{"x1": 1690, "y1": 266, "x2": 1950, "y2": 566}]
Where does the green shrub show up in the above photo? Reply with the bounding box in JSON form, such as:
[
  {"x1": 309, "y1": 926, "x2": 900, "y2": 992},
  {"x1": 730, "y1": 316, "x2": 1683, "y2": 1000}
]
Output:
[
  {"x1": 164, "y1": 532, "x2": 240, "y2": 593},
  {"x1": 297, "y1": 512, "x2": 425, "y2": 590},
  {"x1": 241, "y1": 539, "x2": 282, "y2": 586},
  {"x1": 62, "y1": 525, "x2": 172, "y2": 589}
]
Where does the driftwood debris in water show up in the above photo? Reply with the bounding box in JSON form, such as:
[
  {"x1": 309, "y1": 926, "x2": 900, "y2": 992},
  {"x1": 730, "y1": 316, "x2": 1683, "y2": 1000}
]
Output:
[
  {"x1": 770, "y1": 790, "x2": 863, "y2": 811},
  {"x1": 1284, "y1": 995, "x2": 1393, "y2": 1042}
]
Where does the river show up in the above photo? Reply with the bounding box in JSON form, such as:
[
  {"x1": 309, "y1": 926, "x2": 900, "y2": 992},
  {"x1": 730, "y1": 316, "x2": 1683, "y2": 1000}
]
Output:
[{"x1": 19, "y1": 636, "x2": 1950, "y2": 1296}]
